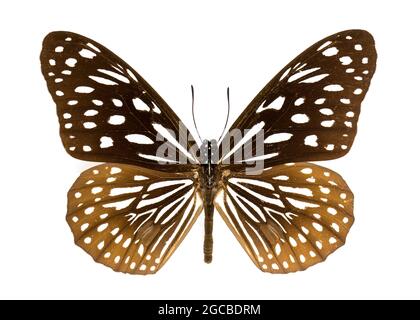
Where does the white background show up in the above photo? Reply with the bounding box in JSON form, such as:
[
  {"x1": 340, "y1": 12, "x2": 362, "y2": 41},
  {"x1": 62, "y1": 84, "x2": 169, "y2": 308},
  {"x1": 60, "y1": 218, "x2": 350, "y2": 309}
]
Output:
[{"x1": 1, "y1": 0, "x2": 419, "y2": 299}]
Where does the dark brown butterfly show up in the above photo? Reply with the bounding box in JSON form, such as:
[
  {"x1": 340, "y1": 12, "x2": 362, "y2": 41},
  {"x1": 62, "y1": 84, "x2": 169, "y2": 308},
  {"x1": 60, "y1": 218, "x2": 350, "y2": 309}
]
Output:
[{"x1": 40, "y1": 29, "x2": 376, "y2": 274}]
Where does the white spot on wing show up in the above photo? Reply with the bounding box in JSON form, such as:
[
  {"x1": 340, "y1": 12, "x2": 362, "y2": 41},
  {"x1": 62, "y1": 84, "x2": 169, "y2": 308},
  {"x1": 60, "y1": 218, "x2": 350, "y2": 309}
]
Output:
[
  {"x1": 288, "y1": 67, "x2": 320, "y2": 83},
  {"x1": 304, "y1": 135, "x2": 318, "y2": 147},
  {"x1": 291, "y1": 114, "x2": 309, "y2": 124},
  {"x1": 79, "y1": 49, "x2": 96, "y2": 59},
  {"x1": 324, "y1": 84, "x2": 343, "y2": 92},
  {"x1": 322, "y1": 47, "x2": 338, "y2": 56},
  {"x1": 75, "y1": 86, "x2": 94, "y2": 93},
  {"x1": 125, "y1": 134, "x2": 154, "y2": 144},
  {"x1": 256, "y1": 96, "x2": 285, "y2": 113},
  {"x1": 133, "y1": 98, "x2": 150, "y2": 111},
  {"x1": 108, "y1": 115, "x2": 125, "y2": 125},
  {"x1": 264, "y1": 133, "x2": 292, "y2": 144}
]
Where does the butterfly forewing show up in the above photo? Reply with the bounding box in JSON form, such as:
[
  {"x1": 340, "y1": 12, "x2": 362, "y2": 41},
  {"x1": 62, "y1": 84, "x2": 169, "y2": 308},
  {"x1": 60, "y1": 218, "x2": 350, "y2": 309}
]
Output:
[
  {"x1": 215, "y1": 163, "x2": 354, "y2": 273},
  {"x1": 41, "y1": 31, "x2": 198, "y2": 172},
  {"x1": 219, "y1": 29, "x2": 376, "y2": 167},
  {"x1": 67, "y1": 163, "x2": 202, "y2": 274}
]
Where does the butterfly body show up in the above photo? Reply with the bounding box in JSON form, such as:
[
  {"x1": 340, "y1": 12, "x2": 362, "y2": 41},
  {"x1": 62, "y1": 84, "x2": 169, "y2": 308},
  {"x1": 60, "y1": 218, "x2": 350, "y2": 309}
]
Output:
[
  {"x1": 199, "y1": 139, "x2": 220, "y2": 263},
  {"x1": 41, "y1": 29, "x2": 376, "y2": 274}
]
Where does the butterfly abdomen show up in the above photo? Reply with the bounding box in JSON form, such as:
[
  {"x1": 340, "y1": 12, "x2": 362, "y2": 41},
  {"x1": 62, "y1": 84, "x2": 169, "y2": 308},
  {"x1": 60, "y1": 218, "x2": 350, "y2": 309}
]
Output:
[{"x1": 203, "y1": 197, "x2": 214, "y2": 263}]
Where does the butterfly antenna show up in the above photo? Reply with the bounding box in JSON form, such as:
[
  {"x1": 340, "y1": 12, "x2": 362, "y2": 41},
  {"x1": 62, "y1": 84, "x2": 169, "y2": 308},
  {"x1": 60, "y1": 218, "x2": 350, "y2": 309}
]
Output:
[
  {"x1": 191, "y1": 85, "x2": 203, "y2": 144},
  {"x1": 217, "y1": 87, "x2": 230, "y2": 143}
]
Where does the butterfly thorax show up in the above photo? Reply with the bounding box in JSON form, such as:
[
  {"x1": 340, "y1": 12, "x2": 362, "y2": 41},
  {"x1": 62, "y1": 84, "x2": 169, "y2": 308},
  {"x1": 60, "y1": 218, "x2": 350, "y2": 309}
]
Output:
[
  {"x1": 200, "y1": 163, "x2": 218, "y2": 191},
  {"x1": 199, "y1": 139, "x2": 219, "y2": 190}
]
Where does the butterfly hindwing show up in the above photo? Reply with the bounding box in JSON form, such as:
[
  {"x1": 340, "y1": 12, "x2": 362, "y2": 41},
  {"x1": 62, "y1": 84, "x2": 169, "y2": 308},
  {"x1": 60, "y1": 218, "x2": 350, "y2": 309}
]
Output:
[
  {"x1": 41, "y1": 31, "x2": 198, "y2": 172},
  {"x1": 219, "y1": 29, "x2": 376, "y2": 167},
  {"x1": 215, "y1": 163, "x2": 354, "y2": 273},
  {"x1": 67, "y1": 163, "x2": 202, "y2": 274}
]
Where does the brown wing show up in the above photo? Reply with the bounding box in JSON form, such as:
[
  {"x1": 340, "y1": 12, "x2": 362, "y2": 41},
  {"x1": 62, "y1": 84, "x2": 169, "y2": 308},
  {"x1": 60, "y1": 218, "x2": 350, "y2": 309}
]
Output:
[
  {"x1": 215, "y1": 163, "x2": 353, "y2": 273},
  {"x1": 41, "y1": 31, "x2": 198, "y2": 172},
  {"x1": 67, "y1": 163, "x2": 202, "y2": 274},
  {"x1": 219, "y1": 29, "x2": 376, "y2": 167}
]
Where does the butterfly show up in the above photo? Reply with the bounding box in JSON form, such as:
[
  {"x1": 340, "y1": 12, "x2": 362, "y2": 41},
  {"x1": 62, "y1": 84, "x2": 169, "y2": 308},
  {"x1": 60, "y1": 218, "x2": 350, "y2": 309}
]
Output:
[{"x1": 40, "y1": 29, "x2": 376, "y2": 274}]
